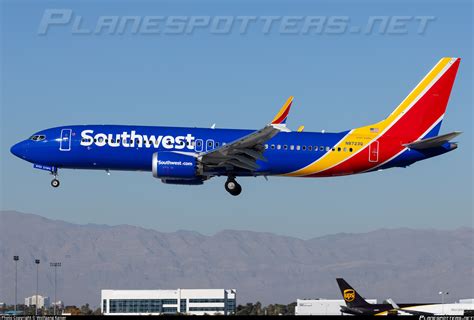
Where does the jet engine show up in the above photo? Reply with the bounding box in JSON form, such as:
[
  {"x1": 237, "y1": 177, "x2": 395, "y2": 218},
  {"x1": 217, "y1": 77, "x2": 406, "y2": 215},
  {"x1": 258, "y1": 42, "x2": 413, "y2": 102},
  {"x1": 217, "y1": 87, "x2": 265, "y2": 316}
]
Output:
[{"x1": 152, "y1": 152, "x2": 203, "y2": 184}]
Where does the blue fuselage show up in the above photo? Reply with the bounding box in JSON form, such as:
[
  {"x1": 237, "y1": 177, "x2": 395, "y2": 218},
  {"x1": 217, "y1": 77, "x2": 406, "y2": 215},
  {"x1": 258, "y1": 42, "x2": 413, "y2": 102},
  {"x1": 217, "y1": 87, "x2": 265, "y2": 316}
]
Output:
[{"x1": 11, "y1": 125, "x2": 454, "y2": 178}]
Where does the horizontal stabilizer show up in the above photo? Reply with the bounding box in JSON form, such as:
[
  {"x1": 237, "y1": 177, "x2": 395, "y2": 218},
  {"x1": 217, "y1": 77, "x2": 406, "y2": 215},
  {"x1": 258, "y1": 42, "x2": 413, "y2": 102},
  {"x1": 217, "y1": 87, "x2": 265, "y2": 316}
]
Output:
[
  {"x1": 404, "y1": 131, "x2": 461, "y2": 150},
  {"x1": 386, "y1": 298, "x2": 399, "y2": 309},
  {"x1": 386, "y1": 298, "x2": 434, "y2": 316}
]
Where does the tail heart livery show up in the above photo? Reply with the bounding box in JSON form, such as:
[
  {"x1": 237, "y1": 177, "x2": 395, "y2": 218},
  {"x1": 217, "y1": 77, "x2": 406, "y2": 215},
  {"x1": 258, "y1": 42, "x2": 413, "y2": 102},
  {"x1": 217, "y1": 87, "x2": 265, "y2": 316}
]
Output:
[{"x1": 11, "y1": 57, "x2": 461, "y2": 196}]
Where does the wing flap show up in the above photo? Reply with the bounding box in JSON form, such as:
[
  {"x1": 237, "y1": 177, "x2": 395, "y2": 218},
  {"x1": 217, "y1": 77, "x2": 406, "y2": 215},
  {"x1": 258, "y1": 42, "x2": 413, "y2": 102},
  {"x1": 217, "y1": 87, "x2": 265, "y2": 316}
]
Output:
[
  {"x1": 226, "y1": 159, "x2": 259, "y2": 171},
  {"x1": 231, "y1": 148, "x2": 267, "y2": 161}
]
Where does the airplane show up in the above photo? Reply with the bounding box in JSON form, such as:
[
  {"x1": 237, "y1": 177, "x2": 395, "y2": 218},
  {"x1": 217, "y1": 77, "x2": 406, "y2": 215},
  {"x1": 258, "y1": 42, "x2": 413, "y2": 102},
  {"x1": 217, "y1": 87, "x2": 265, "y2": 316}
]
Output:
[
  {"x1": 336, "y1": 278, "x2": 474, "y2": 316},
  {"x1": 10, "y1": 57, "x2": 461, "y2": 196}
]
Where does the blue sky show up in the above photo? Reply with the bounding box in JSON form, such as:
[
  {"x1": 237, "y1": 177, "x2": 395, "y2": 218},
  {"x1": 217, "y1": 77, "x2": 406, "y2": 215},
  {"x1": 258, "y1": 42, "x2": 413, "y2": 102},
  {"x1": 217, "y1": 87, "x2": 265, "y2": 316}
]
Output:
[{"x1": 1, "y1": 0, "x2": 472, "y2": 238}]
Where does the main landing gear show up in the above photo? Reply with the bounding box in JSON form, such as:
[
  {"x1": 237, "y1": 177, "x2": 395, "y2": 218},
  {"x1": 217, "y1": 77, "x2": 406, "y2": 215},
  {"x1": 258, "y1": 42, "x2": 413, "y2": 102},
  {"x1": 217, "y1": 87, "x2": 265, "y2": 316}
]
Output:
[
  {"x1": 225, "y1": 177, "x2": 242, "y2": 196},
  {"x1": 51, "y1": 169, "x2": 60, "y2": 188}
]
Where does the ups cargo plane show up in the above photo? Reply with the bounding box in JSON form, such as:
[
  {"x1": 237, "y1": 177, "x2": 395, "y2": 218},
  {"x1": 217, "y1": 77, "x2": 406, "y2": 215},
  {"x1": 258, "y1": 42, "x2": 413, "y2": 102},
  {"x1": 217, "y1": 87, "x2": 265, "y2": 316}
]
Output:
[{"x1": 337, "y1": 278, "x2": 474, "y2": 316}]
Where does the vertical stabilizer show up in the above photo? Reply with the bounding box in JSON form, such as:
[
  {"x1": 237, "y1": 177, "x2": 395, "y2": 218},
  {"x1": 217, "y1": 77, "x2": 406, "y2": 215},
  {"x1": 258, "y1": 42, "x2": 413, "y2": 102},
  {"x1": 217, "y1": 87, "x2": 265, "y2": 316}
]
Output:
[{"x1": 336, "y1": 278, "x2": 372, "y2": 308}]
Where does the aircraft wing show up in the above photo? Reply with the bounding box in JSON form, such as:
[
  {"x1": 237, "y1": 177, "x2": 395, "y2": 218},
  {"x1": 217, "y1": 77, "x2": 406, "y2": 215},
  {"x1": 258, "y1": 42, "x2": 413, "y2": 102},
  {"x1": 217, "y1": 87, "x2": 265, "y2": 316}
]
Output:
[
  {"x1": 403, "y1": 131, "x2": 461, "y2": 150},
  {"x1": 397, "y1": 309, "x2": 435, "y2": 316},
  {"x1": 199, "y1": 96, "x2": 293, "y2": 174}
]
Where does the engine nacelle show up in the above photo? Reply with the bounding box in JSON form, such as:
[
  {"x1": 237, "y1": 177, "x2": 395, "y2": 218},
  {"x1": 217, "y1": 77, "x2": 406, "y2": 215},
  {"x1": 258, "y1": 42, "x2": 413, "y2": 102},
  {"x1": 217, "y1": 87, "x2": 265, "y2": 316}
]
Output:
[
  {"x1": 152, "y1": 152, "x2": 198, "y2": 179},
  {"x1": 161, "y1": 178, "x2": 204, "y2": 185}
]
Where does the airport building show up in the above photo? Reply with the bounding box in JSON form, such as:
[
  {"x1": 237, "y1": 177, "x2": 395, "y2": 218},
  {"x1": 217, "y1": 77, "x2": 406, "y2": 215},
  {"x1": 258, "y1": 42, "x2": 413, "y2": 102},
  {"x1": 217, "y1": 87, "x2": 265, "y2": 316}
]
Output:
[
  {"x1": 24, "y1": 295, "x2": 50, "y2": 309},
  {"x1": 101, "y1": 289, "x2": 236, "y2": 315},
  {"x1": 295, "y1": 298, "x2": 377, "y2": 315}
]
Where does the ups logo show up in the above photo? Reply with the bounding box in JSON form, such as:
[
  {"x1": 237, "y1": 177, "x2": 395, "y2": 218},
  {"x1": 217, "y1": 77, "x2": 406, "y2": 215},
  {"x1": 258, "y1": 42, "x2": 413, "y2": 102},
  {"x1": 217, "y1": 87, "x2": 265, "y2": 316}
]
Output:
[{"x1": 343, "y1": 289, "x2": 355, "y2": 302}]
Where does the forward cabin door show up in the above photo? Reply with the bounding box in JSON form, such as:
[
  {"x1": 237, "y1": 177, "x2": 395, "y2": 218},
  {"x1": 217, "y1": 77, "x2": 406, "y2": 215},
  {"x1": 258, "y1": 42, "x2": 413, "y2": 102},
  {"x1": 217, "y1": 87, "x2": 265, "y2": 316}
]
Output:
[
  {"x1": 369, "y1": 141, "x2": 379, "y2": 162},
  {"x1": 59, "y1": 129, "x2": 72, "y2": 151}
]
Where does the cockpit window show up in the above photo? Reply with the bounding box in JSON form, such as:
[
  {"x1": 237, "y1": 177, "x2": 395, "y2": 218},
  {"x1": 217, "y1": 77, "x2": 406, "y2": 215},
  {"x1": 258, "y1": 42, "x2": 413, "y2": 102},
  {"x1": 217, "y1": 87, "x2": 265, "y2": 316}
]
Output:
[{"x1": 30, "y1": 135, "x2": 46, "y2": 141}]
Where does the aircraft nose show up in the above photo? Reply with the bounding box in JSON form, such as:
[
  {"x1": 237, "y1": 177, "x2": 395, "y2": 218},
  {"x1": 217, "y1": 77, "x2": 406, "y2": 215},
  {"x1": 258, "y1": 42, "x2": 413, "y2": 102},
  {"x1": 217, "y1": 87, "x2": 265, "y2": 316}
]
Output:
[{"x1": 10, "y1": 141, "x2": 28, "y2": 159}]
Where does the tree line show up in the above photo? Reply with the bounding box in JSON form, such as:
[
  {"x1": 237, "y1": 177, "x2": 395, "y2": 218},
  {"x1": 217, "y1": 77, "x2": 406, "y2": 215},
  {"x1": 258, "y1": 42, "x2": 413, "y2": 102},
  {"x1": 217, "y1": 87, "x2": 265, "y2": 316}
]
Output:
[
  {"x1": 2, "y1": 301, "x2": 297, "y2": 315},
  {"x1": 0, "y1": 303, "x2": 100, "y2": 316},
  {"x1": 235, "y1": 301, "x2": 296, "y2": 315}
]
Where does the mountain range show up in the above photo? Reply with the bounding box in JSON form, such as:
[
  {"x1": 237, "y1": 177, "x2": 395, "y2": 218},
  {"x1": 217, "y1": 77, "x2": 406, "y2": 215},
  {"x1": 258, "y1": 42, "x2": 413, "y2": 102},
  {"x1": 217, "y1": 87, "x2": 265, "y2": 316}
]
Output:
[{"x1": 0, "y1": 210, "x2": 472, "y2": 307}]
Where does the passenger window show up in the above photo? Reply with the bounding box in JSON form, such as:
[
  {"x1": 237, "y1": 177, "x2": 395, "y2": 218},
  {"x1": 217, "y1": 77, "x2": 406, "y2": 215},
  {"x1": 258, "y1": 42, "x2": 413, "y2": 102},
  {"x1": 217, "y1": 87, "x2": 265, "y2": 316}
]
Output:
[
  {"x1": 215, "y1": 142, "x2": 220, "y2": 147},
  {"x1": 343, "y1": 147, "x2": 347, "y2": 152},
  {"x1": 302, "y1": 146, "x2": 307, "y2": 151},
  {"x1": 337, "y1": 147, "x2": 341, "y2": 152},
  {"x1": 277, "y1": 145, "x2": 281, "y2": 150},
  {"x1": 349, "y1": 148, "x2": 353, "y2": 152},
  {"x1": 283, "y1": 145, "x2": 288, "y2": 150},
  {"x1": 271, "y1": 144, "x2": 275, "y2": 150},
  {"x1": 265, "y1": 144, "x2": 269, "y2": 149},
  {"x1": 290, "y1": 145, "x2": 294, "y2": 150}
]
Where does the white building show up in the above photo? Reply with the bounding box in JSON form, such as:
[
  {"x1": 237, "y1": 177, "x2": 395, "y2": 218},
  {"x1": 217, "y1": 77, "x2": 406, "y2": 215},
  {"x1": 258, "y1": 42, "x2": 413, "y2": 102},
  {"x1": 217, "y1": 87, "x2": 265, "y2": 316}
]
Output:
[
  {"x1": 51, "y1": 300, "x2": 64, "y2": 309},
  {"x1": 101, "y1": 289, "x2": 236, "y2": 315},
  {"x1": 24, "y1": 295, "x2": 50, "y2": 309},
  {"x1": 295, "y1": 298, "x2": 377, "y2": 315},
  {"x1": 459, "y1": 299, "x2": 474, "y2": 304}
]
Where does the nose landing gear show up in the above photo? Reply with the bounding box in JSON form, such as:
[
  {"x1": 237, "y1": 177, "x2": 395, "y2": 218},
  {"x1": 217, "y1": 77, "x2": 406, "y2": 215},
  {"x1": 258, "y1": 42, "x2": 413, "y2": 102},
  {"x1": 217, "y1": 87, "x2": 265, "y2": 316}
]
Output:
[
  {"x1": 225, "y1": 177, "x2": 242, "y2": 196},
  {"x1": 50, "y1": 168, "x2": 60, "y2": 188},
  {"x1": 51, "y1": 178, "x2": 60, "y2": 188}
]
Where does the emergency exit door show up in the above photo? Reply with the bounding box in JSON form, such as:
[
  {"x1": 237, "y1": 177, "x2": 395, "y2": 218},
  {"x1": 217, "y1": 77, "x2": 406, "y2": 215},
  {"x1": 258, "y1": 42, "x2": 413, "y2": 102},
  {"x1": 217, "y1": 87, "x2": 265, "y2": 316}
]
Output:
[{"x1": 369, "y1": 141, "x2": 379, "y2": 162}]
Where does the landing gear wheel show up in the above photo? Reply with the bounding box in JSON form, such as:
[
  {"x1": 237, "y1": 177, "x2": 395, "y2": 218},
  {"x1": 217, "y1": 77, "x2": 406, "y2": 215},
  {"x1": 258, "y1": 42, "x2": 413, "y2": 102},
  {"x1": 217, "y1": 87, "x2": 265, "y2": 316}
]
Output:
[
  {"x1": 225, "y1": 178, "x2": 242, "y2": 196},
  {"x1": 51, "y1": 179, "x2": 60, "y2": 188}
]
